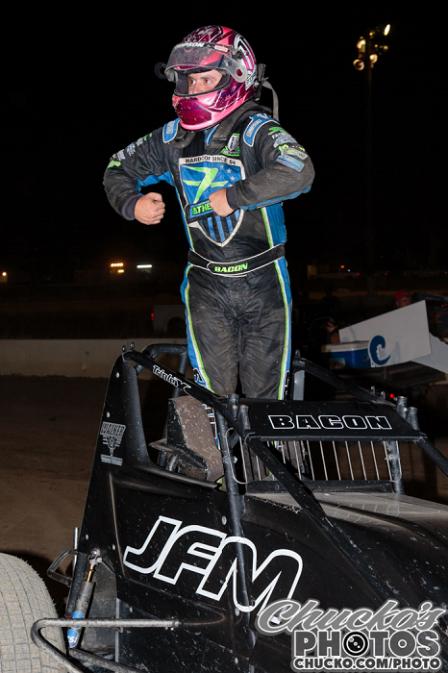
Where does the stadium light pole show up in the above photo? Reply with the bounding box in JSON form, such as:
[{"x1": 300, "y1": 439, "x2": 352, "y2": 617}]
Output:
[{"x1": 353, "y1": 24, "x2": 391, "y2": 277}]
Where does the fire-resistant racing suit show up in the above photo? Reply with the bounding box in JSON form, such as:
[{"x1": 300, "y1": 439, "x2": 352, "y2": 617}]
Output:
[{"x1": 104, "y1": 102, "x2": 315, "y2": 397}]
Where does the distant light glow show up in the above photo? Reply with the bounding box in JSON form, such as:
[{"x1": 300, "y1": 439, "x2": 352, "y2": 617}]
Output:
[
  {"x1": 110, "y1": 261, "x2": 124, "y2": 268},
  {"x1": 354, "y1": 24, "x2": 391, "y2": 71},
  {"x1": 117, "y1": 269, "x2": 125, "y2": 275},
  {"x1": 137, "y1": 264, "x2": 153, "y2": 270},
  {"x1": 1, "y1": 271, "x2": 7, "y2": 277}
]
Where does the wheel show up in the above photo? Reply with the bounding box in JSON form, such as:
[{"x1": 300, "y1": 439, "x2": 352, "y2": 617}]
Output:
[{"x1": 0, "y1": 552, "x2": 64, "y2": 672}]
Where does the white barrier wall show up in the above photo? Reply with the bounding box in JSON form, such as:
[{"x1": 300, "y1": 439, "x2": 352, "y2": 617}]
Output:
[
  {"x1": 339, "y1": 301, "x2": 448, "y2": 373},
  {"x1": 0, "y1": 339, "x2": 186, "y2": 378}
]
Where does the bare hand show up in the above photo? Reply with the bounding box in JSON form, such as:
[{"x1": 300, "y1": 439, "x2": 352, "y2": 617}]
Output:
[
  {"x1": 209, "y1": 189, "x2": 233, "y2": 217},
  {"x1": 134, "y1": 192, "x2": 166, "y2": 225}
]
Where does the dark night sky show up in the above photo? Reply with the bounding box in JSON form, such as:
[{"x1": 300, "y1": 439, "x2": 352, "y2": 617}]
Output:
[{"x1": 2, "y1": 7, "x2": 447, "y2": 278}]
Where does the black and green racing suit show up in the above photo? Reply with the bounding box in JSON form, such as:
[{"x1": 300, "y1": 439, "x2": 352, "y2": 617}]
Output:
[{"x1": 104, "y1": 102, "x2": 315, "y2": 397}]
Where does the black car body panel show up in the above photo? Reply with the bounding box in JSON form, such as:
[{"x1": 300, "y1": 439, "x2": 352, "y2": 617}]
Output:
[{"x1": 37, "y1": 344, "x2": 448, "y2": 673}]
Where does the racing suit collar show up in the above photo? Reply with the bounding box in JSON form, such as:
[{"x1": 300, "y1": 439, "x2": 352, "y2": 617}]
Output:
[{"x1": 204, "y1": 101, "x2": 270, "y2": 154}]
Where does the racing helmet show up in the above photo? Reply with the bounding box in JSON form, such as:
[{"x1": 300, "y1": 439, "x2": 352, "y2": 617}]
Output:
[{"x1": 165, "y1": 25, "x2": 258, "y2": 131}]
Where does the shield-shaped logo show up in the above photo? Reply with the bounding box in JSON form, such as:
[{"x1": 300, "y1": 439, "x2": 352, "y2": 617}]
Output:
[{"x1": 180, "y1": 156, "x2": 245, "y2": 246}]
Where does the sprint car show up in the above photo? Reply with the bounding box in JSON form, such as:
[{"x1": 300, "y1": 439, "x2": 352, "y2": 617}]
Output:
[{"x1": 1, "y1": 343, "x2": 448, "y2": 673}]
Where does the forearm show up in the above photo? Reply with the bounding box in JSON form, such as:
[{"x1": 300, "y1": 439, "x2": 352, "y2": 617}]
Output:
[
  {"x1": 103, "y1": 128, "x2": 168, "y2": 220},
  {"x1": 226, "y1": 118, "x2": 315, "y2": 211},
  {"x1": 226, "y1": 158, "x2": 315, "y2": 210},
  {"x1": 103, "y1": 168, "x2": 142, "y2": 220}
]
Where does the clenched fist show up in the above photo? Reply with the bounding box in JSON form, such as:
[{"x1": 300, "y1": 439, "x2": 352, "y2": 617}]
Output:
[
  {"x1": 134, "y1": 192, "x2": 166, "y2": 225},
  {"x1": 209, "y1": 188, "x2": 233, "y2": 217}
]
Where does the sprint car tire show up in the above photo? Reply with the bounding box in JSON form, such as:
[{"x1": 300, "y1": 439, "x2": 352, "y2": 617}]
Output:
[{"x1": 0, "y1": 552, "x2": 64, "y2": 672}]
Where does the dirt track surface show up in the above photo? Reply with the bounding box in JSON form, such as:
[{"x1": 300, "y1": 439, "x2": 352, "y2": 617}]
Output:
[
  {"x1": 0, "y1": 378, "x2": 106, "y2": 569},
  {"x1": 0, "y1": 376, "x2": 447, "y2": 595}
]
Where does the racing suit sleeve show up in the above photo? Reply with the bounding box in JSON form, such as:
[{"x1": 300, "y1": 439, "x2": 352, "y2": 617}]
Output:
[
  {"x1": 103, "y1": 128, "x2": 171, "y2": 221},
  {"x1": 225, "y1": 121, "x2": 315, "y2": 211}
]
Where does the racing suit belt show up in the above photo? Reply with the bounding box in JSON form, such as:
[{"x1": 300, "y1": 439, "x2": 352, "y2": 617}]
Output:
[{"x1": 187, "y1": 245, "x2": 285, "y2": 277}]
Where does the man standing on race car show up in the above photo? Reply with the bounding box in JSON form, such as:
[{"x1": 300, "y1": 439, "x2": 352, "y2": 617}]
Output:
[{"x1": 104, "y1": 25, "x2": 314, "y2": 398}]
